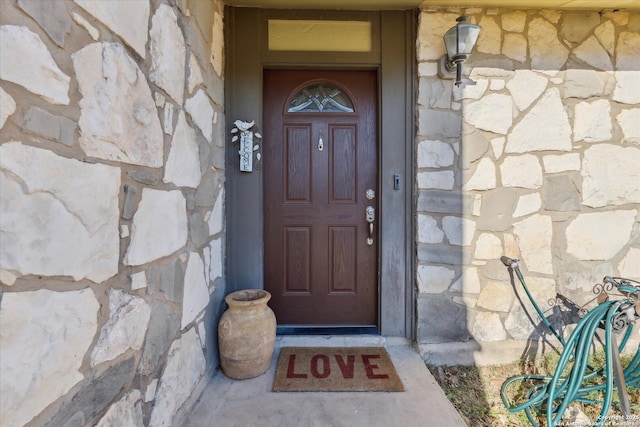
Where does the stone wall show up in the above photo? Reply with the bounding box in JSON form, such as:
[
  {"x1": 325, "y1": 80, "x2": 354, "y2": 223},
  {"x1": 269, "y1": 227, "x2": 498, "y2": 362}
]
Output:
[
  {"x1": 416, "y1": 8, "x2": 640, "y2": 364},
  {"x1": 0, "y1": 1, "x2": 226, "y2": 426}
]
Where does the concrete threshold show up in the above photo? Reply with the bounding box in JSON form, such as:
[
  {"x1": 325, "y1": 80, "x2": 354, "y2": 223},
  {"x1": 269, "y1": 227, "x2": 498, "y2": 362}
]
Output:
[{"x1": 184, "y1": 336, "x2": 466, "y2": 427}]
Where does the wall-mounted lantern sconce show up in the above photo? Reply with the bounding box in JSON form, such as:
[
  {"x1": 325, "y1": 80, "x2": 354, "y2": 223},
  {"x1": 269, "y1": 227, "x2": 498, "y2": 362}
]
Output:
[{"x1": 438, "y1": 15, "x2": 481, "y2": 87}]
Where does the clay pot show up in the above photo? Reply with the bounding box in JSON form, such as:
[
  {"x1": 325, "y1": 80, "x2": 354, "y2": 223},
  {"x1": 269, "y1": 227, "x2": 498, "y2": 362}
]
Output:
[{"x1": 218, "y1": 289, "x2": 277, "y2": 379}]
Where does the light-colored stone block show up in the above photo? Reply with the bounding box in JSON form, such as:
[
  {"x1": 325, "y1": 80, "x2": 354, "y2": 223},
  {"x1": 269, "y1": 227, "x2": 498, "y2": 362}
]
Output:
[
  {"x1": 504, "y1": 305, "x2": 536, "y2": 339},
  {"x1": 182, "y1": 252, "x2": 210, "y2": 329},
  {"x1": 582, "y1": 144, "x2": 640, "y2": 207},
  {"x1": 500, "y1": 155, "x2": 543, "y2": 189},
  {"x1": 501, "y1": 11, "x2": 527, "y2": 32},
  {"x1": 477, "y1": 16, "x2": 501, "y2": 55},
  {"x1": 463, "y1": 157, "x2": 496, "y2": 191},
  {"x1": 472, "y1": 311, "x2": 507, "y2": 341},
  {"x1": 74, "y1": 0, "x2": 149, "y2": 58},
  {"x1": 91, "y1": 289, "x2": 151, "y2": 366},
  {"x1": 73, "y1": 42, "x2": 164, "y2": 167},
  {"x1": 211, "y1": 11, "x2": 224, "y2": 76},
  {"x1": 0, "y1": 87, "x2": 16, "y2": 129},
  {"x1": 490, "y1": 79, "x2": 505, "y2": 91},
  {"x1": 418, "y1": 108, "x2": 461, "y2": 138},
  {"x1": 164, "y1": 111, "x2": 202, "y2": 188},
  {"x1": 125, "y1": 189, "x2": 188, "y2": 266},
  {"x1": 594, "y1": 21, "x2": 615, "y2": 56},
  {"x1": 566, "y1": 210, "x2": 637, "y2": 260},
  {"x1": 417, "y1": 265, "x2": 456, "y2": 293},
  {"x1": 563, "y1": 69, "x2": 607, "y2": 99},
  {"x1": 513, "y1": 193, "x2": 542, "y2": 218},
  {"x1": 613, "y1": 71, "x2": 640, "y2": 105},
  {"x1": 474, "y1": 233, "x2": 502, "y2": 260},
  {"x1": 0, "y1": 25, "x2": 70, "y2": 105},
  {"x1": 616, "y1": 32, "x2": 640, "y2": 71},
  {"x1": 208, "y1": 188, "x2": 225, "y2": 236},
  {"x1": 417, "y1": 139, "x2": 454, "y2": 168},
  {"x1": 0, "y1": 142, "x2": 120, "y2": 282},
  {"x1": 417, "y1": 214, "x2": 444, "y2": 244},
  {"x1": 417, "y1": 13, "x2": 460, "y2": 61},
  {"x1": 618, "y1": 247, "x2": 640, "y2": 280},
  {"x1": 0, "y1": 289, "x2": 98, "y2": 427},
  {"x1": 506, "y1": 70, "x2": 548, "y2": 112},
  {"x1": 145, "y1": 379, "x2": 159, "y2": 403},
  {"x1": 418, "y1": 61, "x2": 438, "y2": 77},
  {"x1": 450, "y1": 266, "x2": 481, "y2": 294},
  {"x1": 503, "y1": 233, "x2": 521, "y2": 260},
  {"x1": 417, "y1": 171, "x2": 455, "y2": 190},
  {"x1": 185, "y1": 89, "x2": 214, "y2": 142},
  {"x1": 528, "y1": 17, "x2": 569, "y2": 70},
  {"x1": 164, "y1": 102, "x2": 175, "y2": 136},
  {"x1": 502, "y1": 33, "x2": 527, "y2": 63},
  {"x1": 512, "y1": 214, "x2": 553, "y2": 274},
  {"x1": 207, "y1": 238, "x2": 223, "y2": 285},
  {"x1": 477, "y1": 281, "x2": 514, "y2": 312},
  {"x1": 188, "y1": 53, "x2": 204, "y2": 94},
  {"x1": 131, "y1": 271, "x2": 147, "y2": 290},
  {"x1": 573, "y1": 99, "x2": 611, "y2": 142},
  {"x1": 543, "y1": 153, "x2": 581, "y2": 173},
  {"x1": 443, "y1": 216, "x2": 476, "y2": 246},
  {"x1": 617, "y1": 108, "x2": 640, "y2": 144},
  {"x1": 506, "y1": 89, "x2": 572, "y2": 153},
  {"x1": 96, "y1": 390, "x2": 144, "y2": 427},
  {"x1": 574, "y1": 35, "x2": 613, "y2": 70},
  {"x1": 150, "y1": 5, "x2": 186, "y2": 105},
  {"x1": 464, "y1": 93, "x2": 513, "y2": 134},
  {"x1": 418, "y1": 78, "x2": 453, "y2": 109},
  {"x1": 148, "y1": 328, "x2": 206, "y2": 427}
]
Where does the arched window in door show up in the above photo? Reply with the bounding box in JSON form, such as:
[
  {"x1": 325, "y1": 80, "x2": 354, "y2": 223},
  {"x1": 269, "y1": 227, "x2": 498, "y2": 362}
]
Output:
[{"x1": 287, "y1": 82, "x2": 355, "y2": 113}]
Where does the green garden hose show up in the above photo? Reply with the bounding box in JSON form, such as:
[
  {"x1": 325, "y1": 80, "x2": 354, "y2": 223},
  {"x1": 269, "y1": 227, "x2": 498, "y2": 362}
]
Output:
[{"x1": 499, "y1": 257, "x2": 640, "y2": 426}]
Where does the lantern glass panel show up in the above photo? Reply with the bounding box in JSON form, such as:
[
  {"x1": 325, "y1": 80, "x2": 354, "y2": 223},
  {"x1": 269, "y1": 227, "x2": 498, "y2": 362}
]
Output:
[{"x1": 457, "y1": 24, "x2": 481, "y2": 55}]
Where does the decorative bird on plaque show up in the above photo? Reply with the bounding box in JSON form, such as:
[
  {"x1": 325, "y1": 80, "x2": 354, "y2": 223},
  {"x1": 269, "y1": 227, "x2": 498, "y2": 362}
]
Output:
[{"x1": 231, "y1": 120, "x2": 262, "y2": 172}]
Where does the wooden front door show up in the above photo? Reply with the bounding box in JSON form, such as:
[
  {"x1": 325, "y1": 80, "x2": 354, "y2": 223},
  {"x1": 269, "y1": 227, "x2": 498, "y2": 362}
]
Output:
[{"x1": 263, "y1": 70, "x2": 378, "y2": 326}]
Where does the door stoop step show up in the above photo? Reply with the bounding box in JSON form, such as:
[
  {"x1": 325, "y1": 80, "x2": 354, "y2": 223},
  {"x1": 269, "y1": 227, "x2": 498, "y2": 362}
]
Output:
[{"x1": 275, "y1": 334, "x2": 412, "y2": 349}]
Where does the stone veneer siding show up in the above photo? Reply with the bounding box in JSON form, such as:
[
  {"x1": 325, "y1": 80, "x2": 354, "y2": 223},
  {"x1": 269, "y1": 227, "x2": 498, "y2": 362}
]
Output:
[
  {"x1": 0, "y1": 1, "x2": 225, "y2": 426},
  {"x1": 416, "y1": 8, "x2": 640, "y2": 365}
]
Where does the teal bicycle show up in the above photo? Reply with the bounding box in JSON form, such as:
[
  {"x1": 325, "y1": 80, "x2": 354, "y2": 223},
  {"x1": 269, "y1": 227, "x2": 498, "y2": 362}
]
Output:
[{"x1": 500, "y1": 256, "x2": 640, "y2": 426}]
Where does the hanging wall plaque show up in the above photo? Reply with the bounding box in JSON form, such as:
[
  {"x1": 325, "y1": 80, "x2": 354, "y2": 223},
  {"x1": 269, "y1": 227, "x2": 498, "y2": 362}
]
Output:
[{"x1": 231, "y1": 120, "x2": 262, "y2": 172}]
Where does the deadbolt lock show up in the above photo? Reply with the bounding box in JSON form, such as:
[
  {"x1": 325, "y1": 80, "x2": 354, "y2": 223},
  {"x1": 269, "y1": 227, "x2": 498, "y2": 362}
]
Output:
[{"x1": 366, "y1": 206, "x2": 375, "y2": 223}]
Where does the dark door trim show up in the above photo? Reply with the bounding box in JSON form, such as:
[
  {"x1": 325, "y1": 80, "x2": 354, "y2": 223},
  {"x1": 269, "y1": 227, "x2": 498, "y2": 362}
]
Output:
[{"x1": 224, "y1": 7, "x2": 416, "y2": 338}]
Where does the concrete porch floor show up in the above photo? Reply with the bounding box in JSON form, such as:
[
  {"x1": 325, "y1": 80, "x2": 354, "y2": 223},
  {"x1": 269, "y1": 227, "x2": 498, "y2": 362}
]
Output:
[{"x1": 184, "y1": 336, "x2": 466, "y2": 427}]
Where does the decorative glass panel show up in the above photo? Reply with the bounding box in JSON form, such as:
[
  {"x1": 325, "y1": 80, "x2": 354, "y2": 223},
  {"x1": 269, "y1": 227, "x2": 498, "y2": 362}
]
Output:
[{"x1": 288, "y1": 83, "x2": 354, "y2": 113}]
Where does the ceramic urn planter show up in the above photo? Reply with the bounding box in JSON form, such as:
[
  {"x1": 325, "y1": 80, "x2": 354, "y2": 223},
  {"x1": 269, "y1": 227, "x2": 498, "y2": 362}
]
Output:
[{"x1": 218, "y1": 289, "x2": 277, "y2": 379}]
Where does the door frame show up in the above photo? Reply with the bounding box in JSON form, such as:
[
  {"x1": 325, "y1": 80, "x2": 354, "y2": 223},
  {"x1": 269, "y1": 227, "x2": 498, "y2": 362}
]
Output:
[{"x1": 224, "y1": 7, "x2": 416, "y2": 338}]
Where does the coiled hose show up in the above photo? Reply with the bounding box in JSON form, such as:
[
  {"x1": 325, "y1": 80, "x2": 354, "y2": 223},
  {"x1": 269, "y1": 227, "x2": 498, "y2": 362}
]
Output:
[{"x1": 499, "y1": 257, "x2": 640, "y2": 426}]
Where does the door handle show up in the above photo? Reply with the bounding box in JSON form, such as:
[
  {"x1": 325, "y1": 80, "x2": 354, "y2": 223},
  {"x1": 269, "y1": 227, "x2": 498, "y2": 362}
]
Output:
[{"x1": 365, "y1": 206, "x2": 375, "y2": 245}]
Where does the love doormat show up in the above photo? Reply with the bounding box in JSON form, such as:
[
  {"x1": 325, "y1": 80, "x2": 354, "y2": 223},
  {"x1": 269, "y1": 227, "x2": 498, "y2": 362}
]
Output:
[{"x1": 273, "y1": 347, "x2": 404, "y2": 392}]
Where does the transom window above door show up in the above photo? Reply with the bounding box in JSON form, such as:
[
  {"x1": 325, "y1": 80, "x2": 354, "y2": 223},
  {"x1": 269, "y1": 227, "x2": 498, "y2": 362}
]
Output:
[{"x1": 287, "y1": 83, "x2": 355, "y2": 113}]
